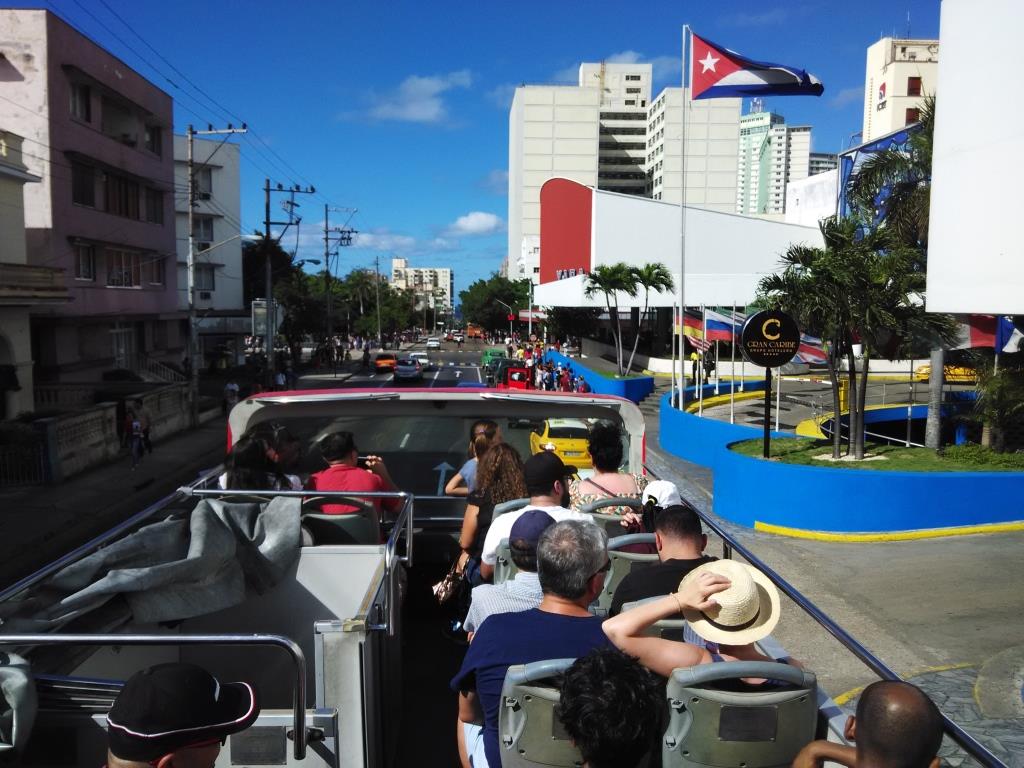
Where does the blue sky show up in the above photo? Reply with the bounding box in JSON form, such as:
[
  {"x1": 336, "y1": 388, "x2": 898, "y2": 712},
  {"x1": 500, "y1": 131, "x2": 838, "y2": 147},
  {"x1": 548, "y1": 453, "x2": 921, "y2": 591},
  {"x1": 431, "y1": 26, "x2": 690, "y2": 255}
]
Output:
[{"x1": 32, "y1": 0, "x2": 941, "y2": 295}]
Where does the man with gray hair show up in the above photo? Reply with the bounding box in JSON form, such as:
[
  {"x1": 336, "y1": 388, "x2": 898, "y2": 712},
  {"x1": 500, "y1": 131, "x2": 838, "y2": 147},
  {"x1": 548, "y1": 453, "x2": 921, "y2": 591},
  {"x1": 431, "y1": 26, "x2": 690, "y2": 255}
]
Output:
[{"x1": 452, "y1": 519, "x2": 612, "y2": 768}]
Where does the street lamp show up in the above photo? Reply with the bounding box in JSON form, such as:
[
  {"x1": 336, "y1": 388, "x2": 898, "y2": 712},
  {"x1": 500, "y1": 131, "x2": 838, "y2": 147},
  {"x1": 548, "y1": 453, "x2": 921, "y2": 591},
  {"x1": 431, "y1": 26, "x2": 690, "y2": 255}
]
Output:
[{"x1": 495, "y1": 298, "x2": 515, "y2": 343}]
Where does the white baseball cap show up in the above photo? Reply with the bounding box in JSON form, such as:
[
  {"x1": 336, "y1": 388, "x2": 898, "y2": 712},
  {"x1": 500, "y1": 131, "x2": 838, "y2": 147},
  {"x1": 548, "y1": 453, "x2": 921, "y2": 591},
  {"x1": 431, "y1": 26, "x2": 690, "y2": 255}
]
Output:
[{"x1": 643, "y1": 480, "x2": 682, "y2": 508}]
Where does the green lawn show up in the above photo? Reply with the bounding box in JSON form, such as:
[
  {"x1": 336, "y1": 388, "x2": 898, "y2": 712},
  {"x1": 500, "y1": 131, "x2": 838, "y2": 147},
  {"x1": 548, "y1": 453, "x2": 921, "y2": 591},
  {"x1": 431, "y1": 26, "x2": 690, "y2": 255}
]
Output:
[{"x1": 730, "y1": 438, "x2": 1024, "y2": 472}]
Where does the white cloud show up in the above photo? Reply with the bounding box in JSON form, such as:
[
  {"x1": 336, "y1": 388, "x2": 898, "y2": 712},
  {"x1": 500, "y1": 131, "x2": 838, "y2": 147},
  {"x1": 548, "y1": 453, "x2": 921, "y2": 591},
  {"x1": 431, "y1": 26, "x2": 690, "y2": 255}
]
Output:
[
  {"x1": 365, "y1": 69, "x2": 473, "y2": 123},
  {"x1": 353, "y1": 229, "x2": 418, "y2": 251},
  {"x1": 721, "y1": 9, "x2": 790, "y2": 27},
  {"x1": 552, "y1": 64, "x2": 580, "y2": 84},
  {"x1": 445, "y1": 211, "x2": 505, "y2": 237},
  {"x1": 830, "y1": 86, "x2": 863, "y2": 109},
  {"x1": 479, "y1": 169, "x2": 509, "y2": 195},
  {"x1": 487, "y1": 83, "x2": 517, "y2": 109}
]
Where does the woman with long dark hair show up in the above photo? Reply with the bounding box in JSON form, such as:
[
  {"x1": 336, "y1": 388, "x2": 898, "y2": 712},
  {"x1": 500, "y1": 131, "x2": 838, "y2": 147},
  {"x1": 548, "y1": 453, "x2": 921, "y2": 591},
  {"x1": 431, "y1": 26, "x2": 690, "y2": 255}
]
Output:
[
  {"x1": 569, "y1": 421, "x2": 648, "y2": 515},
  {"x1": 456, "y1": 442, "x2": 526, "y2": 586}
]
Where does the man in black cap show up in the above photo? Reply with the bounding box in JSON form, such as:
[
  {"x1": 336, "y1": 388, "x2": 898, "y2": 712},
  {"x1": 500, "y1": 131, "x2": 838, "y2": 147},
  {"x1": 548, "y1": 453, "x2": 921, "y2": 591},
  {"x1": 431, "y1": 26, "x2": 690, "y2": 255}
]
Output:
[
  {"x1": 478, "y1": 451, "x2": 593, "y2": 581},
  {"x1": 105, "y1": 662, "x2": 259, "y2": 768}
]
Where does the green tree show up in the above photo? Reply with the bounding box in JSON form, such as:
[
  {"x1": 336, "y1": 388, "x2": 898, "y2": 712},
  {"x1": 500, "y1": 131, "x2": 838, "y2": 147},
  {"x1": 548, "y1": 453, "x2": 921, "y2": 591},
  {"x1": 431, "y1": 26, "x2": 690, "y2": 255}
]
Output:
[
  {"x1": 242, "y1": 236, "x2": 294, "y2": 306},
  {"x1": 847, "y1": 95, "x2": 946, "y2": 448},
  {"x1": 624, "y1": 263, "x2": 674, "y2": 375},
  {"x1": 459, "y1": 274, "x2": 530, "y2": 333},
  {"x1": 546, "y1": 307, "x2": 601, "y2": 342},
  {"x1": 585, "y1": 263, "x2": 638, "y2": 375},
  {"x1": 968, "y1": 351, "x2": 1024, "y2": 452}
]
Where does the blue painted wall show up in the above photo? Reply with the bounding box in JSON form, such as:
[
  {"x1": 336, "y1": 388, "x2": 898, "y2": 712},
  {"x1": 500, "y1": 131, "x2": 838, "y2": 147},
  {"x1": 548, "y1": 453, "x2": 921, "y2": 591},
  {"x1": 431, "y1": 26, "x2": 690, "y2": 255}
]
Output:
[
  {"x1": 659, "y1": 393, "x2": 1024, "y2": 533},
  {"x1": 544, "y1": 351, "x2": 654, "y2": 403}
]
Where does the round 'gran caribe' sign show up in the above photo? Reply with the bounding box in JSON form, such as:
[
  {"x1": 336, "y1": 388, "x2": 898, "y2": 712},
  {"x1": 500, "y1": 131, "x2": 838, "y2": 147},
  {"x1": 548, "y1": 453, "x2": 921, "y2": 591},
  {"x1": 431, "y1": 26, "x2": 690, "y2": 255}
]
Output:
[{"x1": 739, "y1": 310, "x2": 801, "y2": 368}]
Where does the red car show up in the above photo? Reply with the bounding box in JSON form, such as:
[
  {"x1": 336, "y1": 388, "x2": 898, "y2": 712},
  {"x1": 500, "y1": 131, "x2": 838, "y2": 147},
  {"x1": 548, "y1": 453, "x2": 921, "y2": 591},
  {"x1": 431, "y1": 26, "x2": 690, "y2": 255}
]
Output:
[{"x1": 498, "y1": 366, "x2": 531, "y2": 390}]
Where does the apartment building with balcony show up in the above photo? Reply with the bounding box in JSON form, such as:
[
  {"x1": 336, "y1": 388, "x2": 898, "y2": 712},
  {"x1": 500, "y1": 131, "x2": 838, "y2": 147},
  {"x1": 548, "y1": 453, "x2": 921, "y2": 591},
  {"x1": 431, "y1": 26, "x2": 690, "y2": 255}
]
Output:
[
  {"x1": 0, "y1": 129, "x2": 70, "y2": 417},
  {"x1": 735, "y1": 105, "x2": 812, "y2": 217},
  {"x1": 0, "y1": 9, "x2": 180, "y2": 383},
  {"x1": 173, "y1": 134, "x2": 248, "y2": 366},
  {"x1": 390, "y1": 258, "x2": 453, "y2": 312}
]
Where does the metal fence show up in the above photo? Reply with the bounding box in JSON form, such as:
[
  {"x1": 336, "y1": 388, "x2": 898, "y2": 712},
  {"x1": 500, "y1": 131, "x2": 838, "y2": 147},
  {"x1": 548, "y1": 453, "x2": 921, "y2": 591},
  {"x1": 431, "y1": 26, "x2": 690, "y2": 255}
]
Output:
[{"x1": 0, "y1": 443, "x2": 44, "y2": 487}]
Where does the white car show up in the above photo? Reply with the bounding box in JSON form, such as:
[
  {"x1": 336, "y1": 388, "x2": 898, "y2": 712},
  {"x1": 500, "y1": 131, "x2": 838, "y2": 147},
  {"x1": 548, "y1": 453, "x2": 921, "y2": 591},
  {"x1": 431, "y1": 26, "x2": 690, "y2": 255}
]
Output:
[
  {"x1": 426, "y1": 337, "x2": 441, "y2": 349},
  {"x1": 409, "y1": 352, "x2": 431, "y2": 371}
]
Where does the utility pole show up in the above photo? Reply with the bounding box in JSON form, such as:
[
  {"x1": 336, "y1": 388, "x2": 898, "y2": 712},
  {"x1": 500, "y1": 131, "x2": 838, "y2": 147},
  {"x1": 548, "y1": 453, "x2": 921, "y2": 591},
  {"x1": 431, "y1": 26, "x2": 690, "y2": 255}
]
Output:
[
  {"x1": 322, "y1": 207, "x2": 357, "y2": 373},
  {"x1": 262, "y1": 180, "x2": 316, "y2": 387},
  {"x1": 374, "y1": 252, "x2": 383, "y2": 346},
  {"x1": 186, "y1": 123, "x2": 245, "y2": 426}
]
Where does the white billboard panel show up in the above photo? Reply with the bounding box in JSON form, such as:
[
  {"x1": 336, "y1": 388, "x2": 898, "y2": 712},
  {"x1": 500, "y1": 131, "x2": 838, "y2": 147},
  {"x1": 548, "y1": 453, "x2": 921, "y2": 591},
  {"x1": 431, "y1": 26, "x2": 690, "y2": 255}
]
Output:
[{"x1": 927, "y1": 0, "x2": 1024, "y2": 313}]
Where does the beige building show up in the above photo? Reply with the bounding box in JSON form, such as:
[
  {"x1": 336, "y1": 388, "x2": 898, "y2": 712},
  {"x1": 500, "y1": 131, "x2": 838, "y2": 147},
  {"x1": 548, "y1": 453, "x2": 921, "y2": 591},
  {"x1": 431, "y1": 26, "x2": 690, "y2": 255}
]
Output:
[
  {"x1": 862, "y1": 37, "x2": 939, "y2": 142},
  {"x1": 0, "y1": 131, "x2": 69, "y2": 417},
  {"x1": 390, "y1": 258, "x2": 453, "y2": 313},
  {"x1": 646, "y1": 87, "x2": 741, "y2": 207}
]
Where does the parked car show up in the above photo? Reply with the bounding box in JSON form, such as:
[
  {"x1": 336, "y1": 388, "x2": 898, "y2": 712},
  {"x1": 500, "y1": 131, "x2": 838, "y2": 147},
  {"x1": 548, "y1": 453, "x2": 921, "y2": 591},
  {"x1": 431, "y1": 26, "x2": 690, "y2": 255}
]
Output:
[
  {"x1": 374, "y1": 352, "x2": 397, "y2": 372},
  {"x1": 913, "y1": 364, "x2": 976, "y2": 383},
  {"x1": 409, "y1": 352, "x2": 431, "y2": 371},
  {"x1": 426, "y1": 337, "x2": 441, "y2": 349},
  {"x1": 393, "y1": 357, "x2": 423, "y2": 382},
  {"x1": 453, "y1": 332, "x2": 465, "y2": 343},
  {"x1": 529, "y1": 418, "x2": 594, "y2": 469}
]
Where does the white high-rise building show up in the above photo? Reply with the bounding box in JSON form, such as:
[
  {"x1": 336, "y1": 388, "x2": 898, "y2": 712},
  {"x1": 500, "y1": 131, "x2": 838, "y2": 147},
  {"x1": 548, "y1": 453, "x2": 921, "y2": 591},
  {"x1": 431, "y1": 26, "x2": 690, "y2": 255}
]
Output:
[
  {"x1": 735, "y1": 106, "x2": 811, "y2": 217},
  {"x1": 390, "y1": 258, "x2": 453, "y2": 312},
  {"x1": 809, "y1": 152, "x2": 838, "y2": 176},
  {"x1": 646, "y1": 88, "x2": 741, "y2": 206},
  {"x1": 507, "y1": 62, "x2": 740, "y2": 280},
  {"x1": 862, "y1": 37, "x2": 939, "y2": 143}
]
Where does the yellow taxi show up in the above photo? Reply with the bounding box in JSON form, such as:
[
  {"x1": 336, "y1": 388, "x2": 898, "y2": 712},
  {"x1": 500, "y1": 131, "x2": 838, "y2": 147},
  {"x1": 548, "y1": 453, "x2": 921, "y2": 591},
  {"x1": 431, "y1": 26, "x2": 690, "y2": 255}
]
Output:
[
  {"x1": 374, "y1": 352, "x2": 397, "y2": 373},
  {"x1": 913, "y1": 364, "x2": 976, "y2": 383},
  {"x1": 529, "y1": 418, "x2": 593, "y2": 469}
]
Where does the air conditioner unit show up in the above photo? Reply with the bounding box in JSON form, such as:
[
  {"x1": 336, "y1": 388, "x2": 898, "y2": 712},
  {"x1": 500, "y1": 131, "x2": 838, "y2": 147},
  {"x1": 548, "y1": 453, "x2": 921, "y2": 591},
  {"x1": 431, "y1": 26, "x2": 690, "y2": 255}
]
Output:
[
  {"x1": 197, "y1": 192, "x2": 211, "y2": 201},
  {"x1": 199, "y1": 291, "x2": 212, "y2": 299}
]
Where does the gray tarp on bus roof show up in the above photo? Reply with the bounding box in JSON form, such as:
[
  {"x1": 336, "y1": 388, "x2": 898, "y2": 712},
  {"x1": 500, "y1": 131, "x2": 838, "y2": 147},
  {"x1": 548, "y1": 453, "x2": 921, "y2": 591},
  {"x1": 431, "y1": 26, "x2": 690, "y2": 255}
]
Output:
[{"x1": 0, "y1": 498, "x2": 301, "y2": 633}]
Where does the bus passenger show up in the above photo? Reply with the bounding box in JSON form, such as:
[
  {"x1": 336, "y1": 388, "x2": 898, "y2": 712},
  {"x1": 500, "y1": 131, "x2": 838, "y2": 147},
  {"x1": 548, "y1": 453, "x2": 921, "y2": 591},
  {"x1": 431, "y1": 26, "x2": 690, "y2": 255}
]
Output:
[
  {"x1": 307, "y1": 431, "x2": 401, "y2": 517},
  {"x1": 445, "y1": 419, "x2": 501, "y2": 498},
  {"x1": 556, "y1": 647, "x2": 662, "y2": 768},
  {"x1": 221, "y1": 435, "x2": 292, "y2": 491},
  {"x1": 792, "y1": 680, "x2": 943, "y2": 768},
  {"x1": 458, "y1": 443, "x2": 527, "y2": 587},
  {"x1": 106, "y1": 662, "x2": 260, "y2": 768},
  {"x1": 609, "y1": 502, "x2": 715, "y2": 616},
  {"x1": 478, "y1": 452, "x2": 592, "y2": 582},
  {"x1": 602, "y1": 560, "x2": 781, "y2": 678},
  {"x1": 569, "y1": 422, "x2": 649, "y2": 516},
  {"x1": 452, "y1": 520, "x2": 613, "y2": 768}
]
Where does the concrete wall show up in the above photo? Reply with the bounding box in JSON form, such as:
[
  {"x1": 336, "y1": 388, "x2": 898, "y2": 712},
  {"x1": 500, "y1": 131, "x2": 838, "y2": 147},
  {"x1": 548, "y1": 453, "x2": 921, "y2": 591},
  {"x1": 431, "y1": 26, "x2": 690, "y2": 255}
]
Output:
[
  {"x1": 659, "y1": 393, "x2": 1024, "y2": 534},
  {"x1": 0, "y1": 308, "x2": 34, "y2": 418},
  {"x1": 544, "y1": 349, "x2": 654, "y2": 403}
]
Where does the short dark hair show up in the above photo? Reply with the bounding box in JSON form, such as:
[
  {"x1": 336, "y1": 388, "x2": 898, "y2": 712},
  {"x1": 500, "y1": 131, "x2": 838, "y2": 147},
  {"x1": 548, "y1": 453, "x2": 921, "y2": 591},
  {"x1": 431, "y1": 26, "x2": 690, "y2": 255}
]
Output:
[
  {"x1": 556, "y1": 648, "x2": 662, "y2": 768},
  {"x1": 587, "y1": 421, "x2": 624, "y2": 472},
  {"x1": 321, "y1": 431, "x2": 357, "y2": 462},
  {"x1": 654, "y1": 502, "x2": 704, "y2": 542},
  {"x1": 509, "y1": 542, "x2": 538, "y2": 572},
  {"x1": 856, "y1": 681, "x2": 943, "y2": 768}
]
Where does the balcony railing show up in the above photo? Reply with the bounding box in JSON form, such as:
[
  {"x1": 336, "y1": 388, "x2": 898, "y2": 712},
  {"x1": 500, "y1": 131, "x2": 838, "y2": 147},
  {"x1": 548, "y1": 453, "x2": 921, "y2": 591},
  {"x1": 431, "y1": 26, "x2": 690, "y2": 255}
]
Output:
[{"x1": 0, "y1": 262, "x2": 70, "y2": 305}]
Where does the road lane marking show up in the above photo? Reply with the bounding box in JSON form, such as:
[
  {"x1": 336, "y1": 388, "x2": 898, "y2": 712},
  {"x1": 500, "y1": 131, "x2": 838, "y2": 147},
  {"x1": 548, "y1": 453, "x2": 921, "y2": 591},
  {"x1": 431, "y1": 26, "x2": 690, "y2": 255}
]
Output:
[
  {"x1": 400, "y1": 433, "x2": 410, "y2": 449},
  {"x1": 430, "y1": 370, "x2": 441, "y2": 388}
]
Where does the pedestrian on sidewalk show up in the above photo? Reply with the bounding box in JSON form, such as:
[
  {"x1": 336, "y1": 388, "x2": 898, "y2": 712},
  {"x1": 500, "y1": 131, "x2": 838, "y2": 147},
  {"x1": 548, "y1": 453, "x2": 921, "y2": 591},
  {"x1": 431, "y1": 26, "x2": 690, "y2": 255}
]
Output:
[
  {"x1": 126, "y1": 407, "x2": 145, "y2": 470},
  {"x1": 133, "y1": 398, "x2": 153, "y2": 455},
  {"x1": 224, "y1": 379, "x2": 240, "y2": 413}
]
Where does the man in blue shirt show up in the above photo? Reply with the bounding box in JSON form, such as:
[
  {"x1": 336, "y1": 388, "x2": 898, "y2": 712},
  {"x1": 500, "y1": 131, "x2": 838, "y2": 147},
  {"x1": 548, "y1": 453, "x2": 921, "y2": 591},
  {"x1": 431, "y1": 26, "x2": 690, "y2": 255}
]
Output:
[{"x1": 451, "y1": 519, "x2": 611, "y2": 768}]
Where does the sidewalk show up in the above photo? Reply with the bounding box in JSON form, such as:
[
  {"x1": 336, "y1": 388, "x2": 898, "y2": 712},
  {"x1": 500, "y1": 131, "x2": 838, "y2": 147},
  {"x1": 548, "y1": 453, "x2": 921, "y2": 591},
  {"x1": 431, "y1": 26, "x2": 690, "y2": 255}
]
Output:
[{"x1": 0, "y1": 416, "x2": 229, "y2": 589}]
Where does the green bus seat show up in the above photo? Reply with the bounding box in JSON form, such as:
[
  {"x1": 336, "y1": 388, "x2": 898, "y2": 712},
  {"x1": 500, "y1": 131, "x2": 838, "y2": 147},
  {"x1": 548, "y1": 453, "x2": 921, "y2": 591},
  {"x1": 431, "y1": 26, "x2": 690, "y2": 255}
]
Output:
[
  {"x1": 300, "y1": 496, "x2": 379, "y2": 545},
  {"x1": 499, "y1": 658, "x2": 582, "y2": 768},
  {"x1": 663, "y1": 661, "x2": 818, "y2": 768},
  {"x1": 592, "y1": 533, "x2": 658, "y2": 617},
  {"x1": 493, "y1": 538, "x2": 517, "y2": 586},
  {"x1": 493, "y1": 498, "x2": 531, "y2": 517}
]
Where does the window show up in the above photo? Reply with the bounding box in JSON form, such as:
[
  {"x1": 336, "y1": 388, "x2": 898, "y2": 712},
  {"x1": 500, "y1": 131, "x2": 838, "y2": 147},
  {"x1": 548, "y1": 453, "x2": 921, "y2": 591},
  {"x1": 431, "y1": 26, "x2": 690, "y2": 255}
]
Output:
[
  {"x1": 192, "y1": 215, "x2": 214, "y2": 243},
  {"x1": 106, "y1": 248, "x2": 142, "y2": 288},
  {"x1": 626, "y1": 87, "x2": 641, "y2": 94},
  {"x1": 146, "y1": 256, "x2": 165, "y2": 285},
  {"x1": 624, "y1": 99, "x2": 636, "y2": 106},
  {"x1": 70, "y1": 83, "x2": 91, "y2": 122},
  {"x1": 74, "y1": 243, "x2": 95, "y2": 280},
  {"x1": 195, "y1": 264, "x2": 215, "y2": 291},
  {"x1": 195, "y1": 167, "x2": 213, "y2": 198},
  {"x1": 905, "y1": 107, "x2": 921, "y2": 124},
  {"x1": 144, "y1": 125, "x2": 162, "y2": 156},
  {"x1": 625, "y1": 74, "x2": 641, "y2": 81},
  {"x1": 907, "y1": 76, "x2": 922, "y2": 97},
  {"x1": 144, "y1": 188, "x2": 164, "y2": 224},
  {"x1": 105, "y1": 173, "x2": 140, "y2": 219},
  {"x1": 71, "y1": 162, "x2": 95, "y2": 207}
]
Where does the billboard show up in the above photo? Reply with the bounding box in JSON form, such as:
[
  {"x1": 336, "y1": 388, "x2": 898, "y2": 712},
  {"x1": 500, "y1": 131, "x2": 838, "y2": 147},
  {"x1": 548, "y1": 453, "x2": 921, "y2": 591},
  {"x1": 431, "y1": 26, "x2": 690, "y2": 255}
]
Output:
[{"x1": 926, "y1": 0, "x2": 1023, "y2": 313}]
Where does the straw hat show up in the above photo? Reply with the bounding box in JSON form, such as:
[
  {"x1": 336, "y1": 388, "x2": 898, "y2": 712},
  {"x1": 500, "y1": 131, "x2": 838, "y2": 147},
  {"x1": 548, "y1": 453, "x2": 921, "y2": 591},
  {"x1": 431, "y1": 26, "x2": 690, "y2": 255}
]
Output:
[{"x1": 678, "y1": 560, "x2": 780, "y2": 645}]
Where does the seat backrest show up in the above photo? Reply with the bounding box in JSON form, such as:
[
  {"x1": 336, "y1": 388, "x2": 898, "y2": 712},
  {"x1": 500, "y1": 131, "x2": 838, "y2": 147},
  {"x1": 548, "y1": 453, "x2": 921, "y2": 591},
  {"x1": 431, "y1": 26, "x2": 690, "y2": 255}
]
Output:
[
  {"x1": 300, "y1": 512, "x2": 379, "y2": 545},
  {"x1": 584, "y1": 497, "x2": 644, "y2": 538},
  {"x1": 663, "y1": 661, "x2": 818, "y2": 768},
  {"x1": 592, "y1": 533, "x2": 658, "y2": 617},
  {"x1": 620, "y1": 597, "x2": 702, "y2": 644},
  {"x1": 493, "y1": 498, "x2": 531, "y2": 517},
  {"x1": 493, "y1": 538, "x2": 518, "y2": 585},
  {"x1": 499, "y1": 658, "x2": 581, "y2": 768}
]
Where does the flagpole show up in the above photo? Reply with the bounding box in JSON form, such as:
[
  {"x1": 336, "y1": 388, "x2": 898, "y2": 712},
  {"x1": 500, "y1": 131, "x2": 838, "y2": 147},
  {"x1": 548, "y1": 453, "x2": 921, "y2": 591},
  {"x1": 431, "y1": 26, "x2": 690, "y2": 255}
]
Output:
[
  {"x1": 698, "y1": 304, "x2": 705, "y2": 416},
  {"x1": 775, "y1": 366, "x2": 782, "y2": 432},
  {"x1": 670, "y1": 302, "x2": 677, "y2": 408},
  {"x1": 714, "y1": 339, "x2": 720, "y2": 395},
  {"x1": 729, "y1": 301, "x2": 736, "y2": 424},
  {"x1": 678, "y1": 24, "x2": 693, "y2": 411},
  {"x1": 737, "y1": 305, "x2": 745, "y2": 392}
]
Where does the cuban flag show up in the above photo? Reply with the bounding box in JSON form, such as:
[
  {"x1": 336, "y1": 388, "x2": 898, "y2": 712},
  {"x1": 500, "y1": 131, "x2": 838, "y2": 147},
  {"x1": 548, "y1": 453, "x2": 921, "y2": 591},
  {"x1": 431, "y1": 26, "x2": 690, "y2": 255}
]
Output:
[{"x1": 690, "y1": 32, "x2": 824, "y2": 100}]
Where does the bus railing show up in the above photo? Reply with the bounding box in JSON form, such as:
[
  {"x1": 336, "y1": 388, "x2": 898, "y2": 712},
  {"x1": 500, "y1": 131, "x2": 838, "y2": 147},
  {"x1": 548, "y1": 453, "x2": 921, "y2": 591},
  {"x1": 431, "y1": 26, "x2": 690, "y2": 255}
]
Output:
[
  {"x1": 643, "y1": 464, "x2": 1005, "y2": 768},
  {"x1": 0, "y1": 633, "x2": 312, "y2": 760}
]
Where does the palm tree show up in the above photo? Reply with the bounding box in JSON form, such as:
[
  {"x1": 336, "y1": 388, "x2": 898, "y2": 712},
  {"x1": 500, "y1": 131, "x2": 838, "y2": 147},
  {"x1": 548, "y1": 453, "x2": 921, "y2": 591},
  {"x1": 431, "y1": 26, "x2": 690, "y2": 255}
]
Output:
[
  {"x1": 585, "y1": 263, "x2": 637, "y2": 375},
  {"x1": 624, "y1": 263, "x2": 674, "y2": 375},
  {"x1": 847, "y1": 95, "x2": 946, "y2": 448}
]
